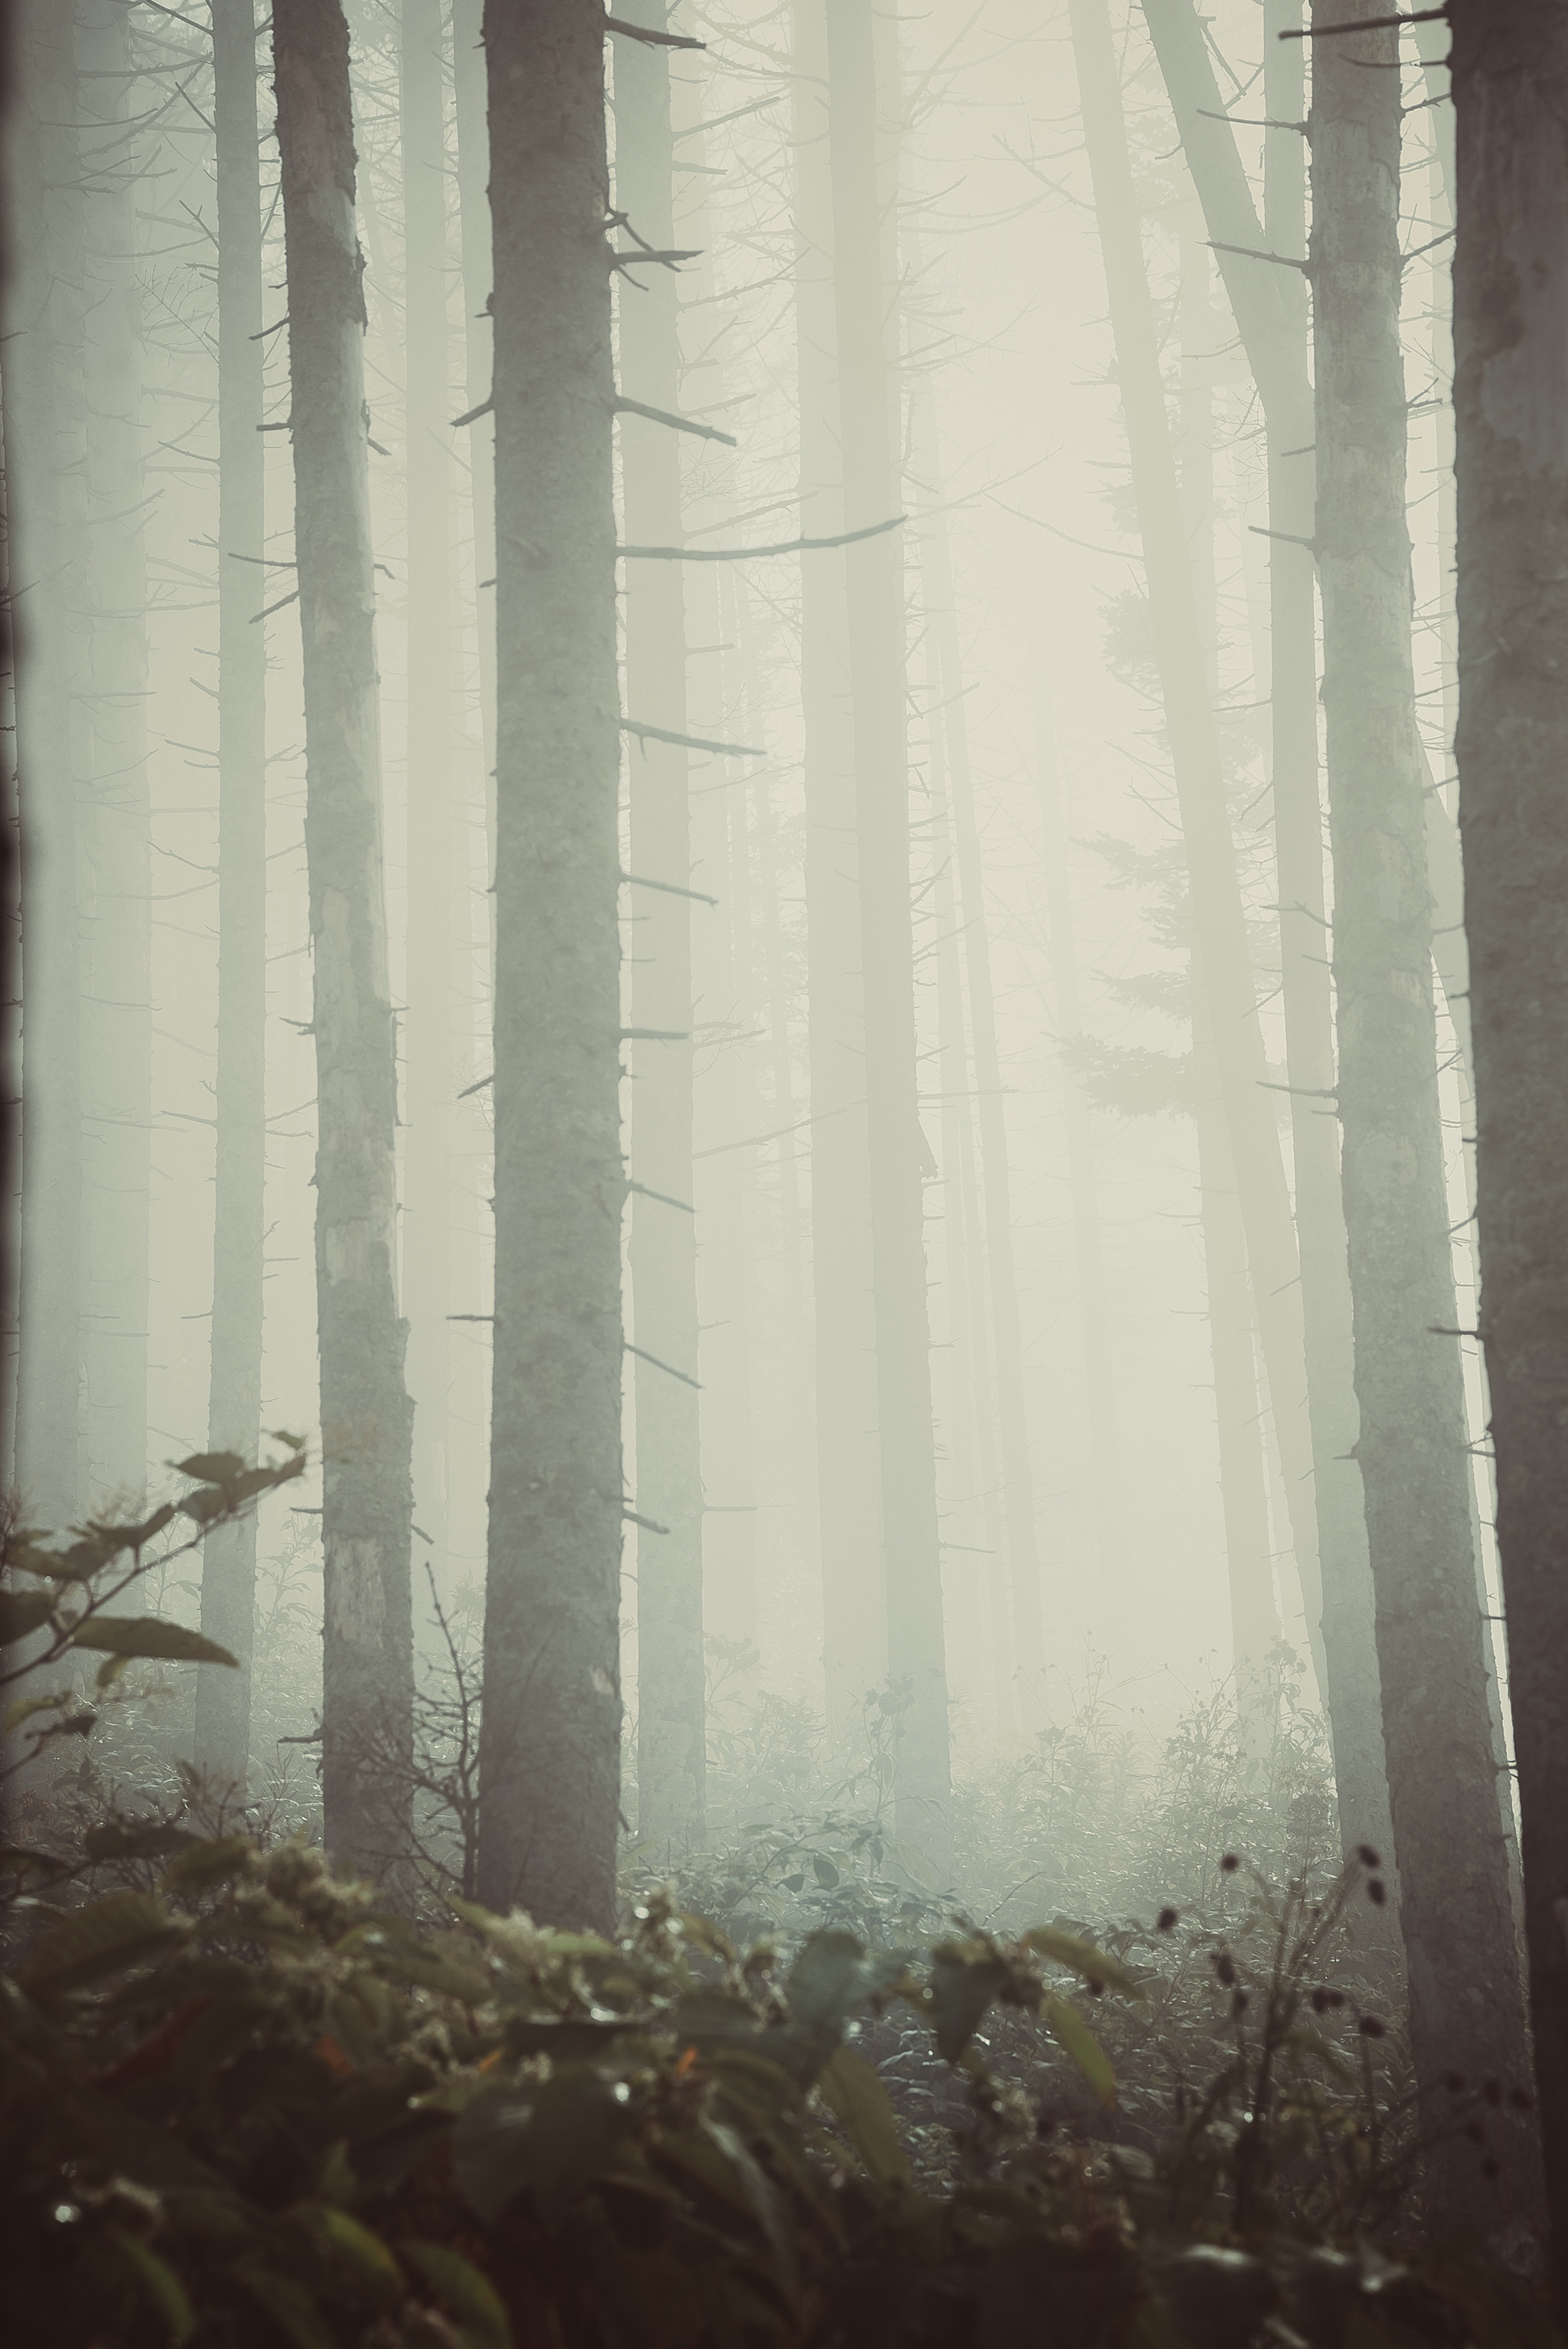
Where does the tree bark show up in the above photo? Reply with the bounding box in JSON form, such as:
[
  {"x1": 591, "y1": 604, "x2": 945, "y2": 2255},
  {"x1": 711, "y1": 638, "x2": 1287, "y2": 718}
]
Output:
[
  {"x1": 475, "y1": 0, "x2": 623, "y2": 1930},
  {"x1": 614, "y1": 1, "x2": 706, "y2": 1857},
  {"x1": 195, "y1": 0, "x2": 270, "y2": 1789},
  {"x1": 1451, "y1": 0, "x2": 1568, "y2": 2289},
  {"x1": 1135, "y1": 0, "x2": 1398, "y2": 1865},
  {"x1": 1069, "y1": 0, "x2": 1321, "y2": 1746},
  {"x1": 5, "y1": 0, "x2": 85, "y2": 1534},
  {"x1": 1311, "y1": 0, "x2": 1538, "y2": 2226},
  {"x1": 273, "y1": 0, "x2": 414, "y2": 1877},
  {"x1": 825, "y1": 0, "x2": 952, "y2": 1862},
  {"x1": 791, "y1": 0, "x2": 885, "y2": 1741},
  {"x1": 400, "y1": 0, "x2": 456, "y2": 1605},
  {"x1": 77, "y1": 0, "x2": 150, "y2": 1510}
]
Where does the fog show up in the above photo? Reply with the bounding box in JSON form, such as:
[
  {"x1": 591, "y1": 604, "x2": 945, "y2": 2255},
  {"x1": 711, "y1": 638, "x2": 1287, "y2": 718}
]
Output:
[{"x1": 0, "y1": 0, "x2": 1511, "y2": 1951}]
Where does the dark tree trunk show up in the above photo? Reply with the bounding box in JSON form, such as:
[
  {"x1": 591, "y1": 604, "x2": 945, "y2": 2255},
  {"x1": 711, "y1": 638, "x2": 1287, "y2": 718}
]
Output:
[
  {"x1": 825, "y1": 0, "x2": 952, "y2": 1862},
  {"x1": 1311, "y1": 0, "x2": 1539, "y2": 2226},
  {"x1": 5, "y1": 0, "x2": 85, "y2": 1535},
  {"x1": 1452, "y1": 0, "x2": 1568, "y2": 2295},
  {"x1": 1139, "y1": 0, "x2": 1396, "y2": 1870},
  {"x1": 273, "y1": 0, "x2": 413, "y2": 1877},
  {"x1": 791, "y1": 0, "x2": 885, "y2": 1740},
  {"x1": 196, "y1": 0, "x2": 270, "y2": 1792},
  {"x1": 400, "y1": 0, "x2": 455, "y2": 1599},
  {"x1": 614, "y1": 2, "x2": 706, "y2": 1857},
  {"x1": 475, "y1": 0, "x2": 623, "y2": 1931}
]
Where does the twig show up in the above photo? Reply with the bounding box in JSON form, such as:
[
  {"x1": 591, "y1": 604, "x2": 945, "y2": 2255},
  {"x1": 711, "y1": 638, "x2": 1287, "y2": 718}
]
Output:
[
  {"x1": 614, "y1": 394, "x2": 737, "y2": 447},
  {"x1": 622, "y1": 715, "x2": 764, "y2": 758},
  {"x1": 604, "y1": 12, "x2": 705, "y2": 49},
  {"x1": 1279, "y1": 8, "x2": 1445, "y2": 34},
  {"x1": 617, "y1": 515, "x2": 904, "y2": 563},
  {"x1": 621, "y1": 868, "x2": 719, "y2": 906},
  {"x1": 626, "y1": 1342, "x2": 701, "y2": 1390}
]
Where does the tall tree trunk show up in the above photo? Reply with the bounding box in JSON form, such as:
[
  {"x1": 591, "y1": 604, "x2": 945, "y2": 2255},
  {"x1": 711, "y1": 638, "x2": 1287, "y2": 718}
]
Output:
[
  {"x1": 1033, "y1": 684, "x2": 1123, "y2": 1593},
  {"x1": 614, "y1": 2, "x2": 706, "y2": 1856},
  {"x1": 196, "y1": 0, "x2": 270, "y2": 1788},
  {"x1": 5, "y1": 0, "x2": 85, "y2": 1534},
  {"x1": 400, "y1": 0, "x2": 454, "y2": 1596},
  {"x1": 1142, "y1": 0, "x2": 1396, "y2": 1884},
  {"x1": 475, "y1": 0, "x2": 623, "y2": 1930},
  {"x1": 274, "y1": 0, "x2": 413, "y2": 1877},
  {"x1": 792, "y1": 0, "x2": 884, "y2": 1740},
  {"x1": 77, "y1": 0, "x2": 150, "y2": 1508},
  {"x1": 1311, "y1": 0, "x2": 1538, "y2": 2222},
  {"x1": 923, "y1": 456, "x2": 1044, "y2": 1718},
  {"x1": 1175, "y1": 216, "x2": 1282, "y2": 1720},
  {"x1": 825, "y1": 0, "x2": 951, "y2": 1860},
  {"x1": 451, "y1": 0, "x2": 497, "y2": 925},
  {"x1": 1451, "y1": 0, "x2": 1568, "y2": 2285},
  {"x1": 1069, "y1": 0, "x2": 1320, "y2": 1784}
]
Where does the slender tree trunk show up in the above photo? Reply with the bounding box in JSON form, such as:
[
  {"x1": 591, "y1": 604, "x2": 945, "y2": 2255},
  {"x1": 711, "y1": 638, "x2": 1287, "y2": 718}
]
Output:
[
  {"x1": 195, "y1": 0, "x2": 269, "y2": 1788},
  {"x1": 400, "y1": 0, "x2": 454, "y2": 1597},
  {"x1": 1311, "y1": 0, "x2": 1538, "y2": 2223},
  {"x1": 274, "y1": 0, "x2": 413, "y2": 1877},
  {"x1": 77, "y1": 0, "x2": 150, "y2": 1508},
  {"x1": 1452, "y1": 0, "x2": 1568, "y2": 2285},
  {"x1": 1142, "y1": 0, "x2": 1396, "y2": 1884},
  {"x1": 1070, "y1": 0, "x2": 1320, "y2": 1714},
  {"x1": 6, "y1": 0, "x2": 84, "y2": 1534},
  {"x1": 450, "y1": 0, "x2": 497, "y2": 925},
  {"x1": 826, "y1": 0, "x2": 951, "y2": 1860},
  {"x1": 923, "y1": 469, "x2": 1044, "y2": 1717},
  {"x1": 614, "y1": 2, "x2": 705, "y2": 1855},
  {"x1": 1033, "y1": 684, "x2": 1123, "y2": 1593},
  {"x1": 792, "y1": 0, "x2": 884, "y2": 1740},
  {"x1": 475, "y1": 0, "x2": 622, "y2": 1930}
]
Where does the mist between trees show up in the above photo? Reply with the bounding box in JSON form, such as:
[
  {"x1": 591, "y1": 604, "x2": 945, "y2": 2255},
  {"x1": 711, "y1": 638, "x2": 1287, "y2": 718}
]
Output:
[{"x1": 3, "y1": 0, "x2": 1567, "y2": 2319}]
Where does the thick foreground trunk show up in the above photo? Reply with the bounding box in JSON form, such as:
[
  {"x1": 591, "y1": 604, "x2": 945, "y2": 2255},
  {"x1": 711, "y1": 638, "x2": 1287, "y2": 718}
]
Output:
[
  {"x1": 1311, "y1": 0, "x2": 1539, "y2": 2230},
  {"x1": 475, "y1": 0, "x2": 623, "y2": 1932},
  {"x1": 274, "y1": 0, "x2": 413, "y2": 1877},
  {"x1": 1452, "y1": 0, "x2": 1568, "y2": 2296}
]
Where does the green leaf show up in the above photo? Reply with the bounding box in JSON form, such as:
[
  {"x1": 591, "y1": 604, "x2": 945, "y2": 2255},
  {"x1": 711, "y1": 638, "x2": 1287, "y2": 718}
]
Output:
[
  {"x1": 1023, "y1": 1924, "x2": 1145, "y2": 2002},
  {"x1": 69, "y1": 1617, "x2": 238, "y2": 1667},
  {"x1": 19, "y1": 1889, "x2": 185, "y2": 1993},
  {"x1": 1041, "y1": 1988, "x2": 1116, "y2": 2108},
  {"x1": 786, "y1": 1929, "x2": 903, "y2": 2043},
  {"x1": 817, "y1": 2044, "x2": 910, "y2": 2184},
  {"x1": 403, "y1": 2242, "x2": 512, "y2": 2349},
  {"x1": 96, "y1": 1654, "x2": 132, "y2": 1691},
  {"x1": 160, "y1": 1834, "x2": 254, "y2": 1895},
  {"x1": 0, "y1": 1587, "x2": 56, "y2": 1643},
  {"x1": 112, "y1": 2229, "x2": 196, "y2": 2344},
  {"x1": 929, "y1": 1942, "x2": 1008, "y2": 2064},
  {"x1": 301, "y1": 2203, "x2": 402, "y2": 2298},
  {"x1": 178, "y1": 1488, "x2": 230, "y2": 1526},
  {"x1": 175, "y1": 1451, "x2": 247, "y2": 1483},
  {"x1": 5, "y1": 1689, "x2": 69, "y2": 1733},
  {"x1": 812, "y1": 1852, "x2": 840, "y2": 1888},
  {"x1": 781, "y1": 1871, "x2": 805, "y2": 1893},
  {"x1": 453, "y1": 2071, "x2": 635, "y2": 2226},
  {"x1": 234, "y1": 2259, "x2": 338, "y2": 2349}
]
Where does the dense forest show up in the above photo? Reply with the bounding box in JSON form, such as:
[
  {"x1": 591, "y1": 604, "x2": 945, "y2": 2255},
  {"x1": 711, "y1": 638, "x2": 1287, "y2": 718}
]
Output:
[{"x1": 2, "y1": 2, "x2": 1566, "y2": 2342}]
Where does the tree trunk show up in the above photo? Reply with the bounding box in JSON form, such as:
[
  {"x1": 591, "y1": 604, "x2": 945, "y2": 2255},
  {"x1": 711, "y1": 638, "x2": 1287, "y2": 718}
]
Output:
[
  {"x1": 274, "y1": 0, "x2": 414, "y2": 1877},
  {"x1": 922, "y1": 450, "x2": 1044, "y2": 1720},
  {"x1": 77, "y1": 0, "x2": 150, "y2": 1510},
  {"x1": 825, "y1": 0, "x2": 952, "y2": 1861},
  {"x1": 400, "y1": 0, "x2": 455, "y2": 1599},
  {"x1": 614, "y1": 2, "x2": 706, "y2": 1857},
  {"x1": 1311, "y1": 0, "x2": 1538, "y2": 2224},
  {"x1": 792, "y1": 0, "x2": 885, "y2": 1741},
  {"x1": 5, "y1": 0, "x2": 85, "y2": 1535},
  {"x1": 1451, "y1": 0, "x2": 1568, "y2": 2285},
  {"x1": 451, "y1": 0, "x2": 497, "y2": 926},
  {"x1": 195, "y1": 0, "x2": 270, "y2": 1789},
  {"x1": 475, "y1": 0, "x2": 623, "y2": 1931},
  {"x1": 1069, "y1": 0, "x2": 1321, "y2": 1740},
  {"x1": 1142, "y1": 0, "x2": 1397, "y2": 1890},
  {"x1": 1033, "y1": 684, "x2": 1123, "y2": 1594}
]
